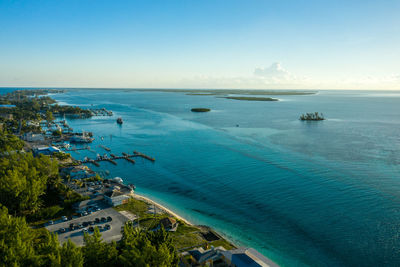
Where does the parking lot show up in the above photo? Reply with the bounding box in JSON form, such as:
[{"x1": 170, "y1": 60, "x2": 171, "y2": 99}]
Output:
[{"x1": 45, "y1": 207, "x2": 130, "y2": 246}]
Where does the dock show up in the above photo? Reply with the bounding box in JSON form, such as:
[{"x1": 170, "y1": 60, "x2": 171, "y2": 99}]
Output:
[
  {"x1": 65, "y1": 146, "x2": 90, "y2": 151},
  {"x1": 133, "y1": 151, "x2": 155, "y2": 162},
  {"x1": 80, "y1": 151, "x2": 154, "y2": 166},
  {"x1": 99, "y1": 145, "x2": 111, "y2": 151}
]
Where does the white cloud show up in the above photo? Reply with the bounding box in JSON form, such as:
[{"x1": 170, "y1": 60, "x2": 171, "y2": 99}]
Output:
[
  {"x1": 176, "y1": 63, "x2": 400, "y2": 90},
  {"x1": 254, "y1": 62, "x2": 291, "y2": 79},
  {"x1": 253, "y1": 62, "x2": 309, "y2": 85}
]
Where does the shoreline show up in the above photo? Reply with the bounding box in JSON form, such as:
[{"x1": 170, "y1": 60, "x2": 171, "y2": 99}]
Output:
[{"x1": 132, "y1": 193, "x2": 193, "y2": 226}]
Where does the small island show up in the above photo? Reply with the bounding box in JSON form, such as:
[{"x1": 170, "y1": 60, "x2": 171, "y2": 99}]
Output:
[
  {"x1": 300, "y1": 112, "x2": 325, "y2": 121},
  {"x1": 191, "y1": 108, "x2": 211, "y2": 112},
  {"x1": 222, "y1": 96, "x2": 279, "y2": 101}
]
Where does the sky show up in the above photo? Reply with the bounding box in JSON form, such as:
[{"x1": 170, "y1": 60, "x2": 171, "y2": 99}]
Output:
[{"x1": 0, "y1": 0, "x2": 399, "y2": 90}]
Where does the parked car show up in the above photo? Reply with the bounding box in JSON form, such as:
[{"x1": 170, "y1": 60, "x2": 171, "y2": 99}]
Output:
[
  {"x1": 106, "y1": 216, "x2": 112, "y2": 222},
  {"x1": 95, "y1": 218, "x2": 100, "y2": 223},
  {"x1": 82, "y1": 228, "x2": 88, "y2": 233},
  {"x1": 59, "y1": 228, "x2": 66, "y2": 233},
  {"x1": 69, "y1": 223, "x2": 74, "y2": 230},
  {"x1": 89, "y1": 221, "x2": 95, "y2": 225},
  {"x1": 104, "y1": 224, "x2": 111, "y2": 230},
  {"x1": 61, "y1": 216, "x2": 68, "y2": 221},
  {"x1": 89, "y1": 226, "x2": 94, "y2": 232},
  {"x1": 95, "y1": 207, "x2": 101, "y2": 211},
  {"x1": 83, "y1": 222, "x2": 89, "y2": 227},
  {"x1": 101, "y1": 217, "x2": 107, "y2": 222},
  {"x1": 82, "y1": 211, "x2": 88, "y2": 216},
  {"x1": 97, "y1": 225, "x2": 103, "y2": 231},
  {"x1": 48, "y1": 220, "x2": 54, "y2": 225},
  {"x1": 78, "y1": 223, "x2": 83, "y2": 229}
]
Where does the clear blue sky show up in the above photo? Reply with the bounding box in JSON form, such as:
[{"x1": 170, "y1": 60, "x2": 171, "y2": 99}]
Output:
[{"x1": 1, "y1": 0, "x2": 399, "y2": 89}]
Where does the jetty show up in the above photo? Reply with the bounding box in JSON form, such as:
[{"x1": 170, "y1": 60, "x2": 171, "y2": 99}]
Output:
[
  {"x1": 79, "y1": 151, "x2": 154, "y2": 166},
  {"x1": 65, "y1": 146, "x2": 90, "y2": 151},
  {"x1": 99, "y1": 145, "x2": 111, "y2": 151},
  {"x1": 133, "y1": 151, "x2": 156, "y2": 162},
  {"x1": 89, "y1": 108, "x2": 113, "y2": 116}
]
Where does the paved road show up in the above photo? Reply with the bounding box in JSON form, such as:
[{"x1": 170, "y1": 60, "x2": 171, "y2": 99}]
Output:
[{"x1": 45, "y1": 208, "x2": 130, "y2": 246}]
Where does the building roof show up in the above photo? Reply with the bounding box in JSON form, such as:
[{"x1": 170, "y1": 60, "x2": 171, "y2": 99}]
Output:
[
  {"x1": 36, "y1": 146, "x2": 60, "y2": 152},
  {"x1": 222, "y1": 247, "x2": 278, "y2": 267},
  {"x1": 104, "y1": 189, "x2": 126, "y2": 198},
  {"x1": 189, "y1": 246, "x2": 226, "y2": 263},
  {"x1": 160, "y1": 217, "x2": 177, "y2": 228}
]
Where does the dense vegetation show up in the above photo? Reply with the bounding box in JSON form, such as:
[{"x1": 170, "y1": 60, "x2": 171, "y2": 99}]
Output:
[
  {"x1": 300, "y1": 112, "x2": 325, "y2": 121},
  {"x1": 222, "y1": 96, "x2": 279, "y2": 101},
  {"x1": 0, "y1": 206, "x2": 178, "y2": 267},
  {"x1": 191, "y1": 108, "x2": 211, "y2": 112}
]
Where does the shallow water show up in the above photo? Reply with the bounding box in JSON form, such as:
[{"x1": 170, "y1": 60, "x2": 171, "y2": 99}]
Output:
[{"x1": 4, "y1": 88, "x2": 400, "y2": 266}]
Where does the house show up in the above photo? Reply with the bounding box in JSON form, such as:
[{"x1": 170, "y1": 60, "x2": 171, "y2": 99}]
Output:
[
  {"x1": 33, "y1": 146, "x2": 61, "y2": 156},
  {"x1": 220, "y1": 247, "x2": 278, "y2": 267},
  {"x1": 62, "y1": 165, "x2": 93, "y2": 180},
  {"x1": 160, "y1": 217, "x2": 178, "y2": 231},
  {"x1": 102, "y1": 179, "x2": 135, "y2": 206},
  {"x1": 187, "y1": 246, "x2": 227, "y2": 266},
  {"x1": 23, "y1": 132, "x2": 44, "y2": 142},
  {"x1": 103, "y1": 189, "x2": 131, "y2": 206},
  {"x1": 0, "y1": 113, "x2": 13, "y2": 120}
]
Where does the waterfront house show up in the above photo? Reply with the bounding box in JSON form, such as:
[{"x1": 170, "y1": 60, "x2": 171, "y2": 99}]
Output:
[
  {"x1": 62, "y1": 165, "x2": 93, "y2": 180},
  {"x1": 160, "y1": 217, "x2": 178, "y2": 231},
  {"x1": 33, "y1": 146, "x2": 61, "y2": 156},
  {"x1": 103, "y1": 188, "x2": 132, "y2": 206},
  {"x1": 23, "y1": 132, "x2": 45, "y2": 142},
  {"x1": 186, "y1": 246, "x2": 227, "y2": 266},
  {"x1": 221, "y1": 247, "x2": 278, "y2": 267},
  {"x1": 0, "y1": 113, "x2": 13, "y2": 120}
]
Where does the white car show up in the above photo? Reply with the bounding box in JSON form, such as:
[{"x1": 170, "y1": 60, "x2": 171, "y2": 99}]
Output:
[{"x1": 61, "y1": 216, "x2": 68, "y2": 221}]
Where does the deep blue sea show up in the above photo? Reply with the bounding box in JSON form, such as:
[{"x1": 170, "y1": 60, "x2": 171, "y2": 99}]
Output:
[{"x1": 3, "y1": 88, "x2": 400, "y2": 266}]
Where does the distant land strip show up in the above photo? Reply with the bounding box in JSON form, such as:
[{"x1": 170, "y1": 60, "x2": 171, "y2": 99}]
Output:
[
  {"x1": 221, "y1": 96, "x2": 279, "y2": 101},
  {"x1": 130, "y1": 88, "x2": 317, "y2": 96}
]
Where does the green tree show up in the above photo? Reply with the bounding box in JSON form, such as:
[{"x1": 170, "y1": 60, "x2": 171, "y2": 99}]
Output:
[
  {"x1": 118, "y1": 223, "x2": 178, "y2": 267},
  {"x1": 60, "y1": 239, "x2": 84, "y2": 267},
  {"x1": 0, "y1": 205, "x2": 37, "y2": 266},
  {"x1": 82, "y1": 227, "x2": 118, "y2": 267},
  {"x1": 0, "y1": 131, "x2": 24, "y2": 153},
  {"x1": 45, "y1": 110, "x2": 54, "y2": 122},
  {"x1": 0, "y1": 153, "x2": 58, "y2": 216}
]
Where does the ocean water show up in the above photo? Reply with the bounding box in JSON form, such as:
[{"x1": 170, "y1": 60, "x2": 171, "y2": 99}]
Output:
[{"x1": 4, "y1": 88, "x2": 400, "y2": 266}]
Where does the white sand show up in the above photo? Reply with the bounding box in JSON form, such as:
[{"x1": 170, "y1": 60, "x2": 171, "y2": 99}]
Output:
[{"x1": 133, "y1": 194, "x2": 193, "y2": 225}]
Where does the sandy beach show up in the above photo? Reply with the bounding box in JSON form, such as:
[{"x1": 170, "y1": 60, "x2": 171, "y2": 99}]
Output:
[{"x1": 133, "y1": 193, "x2": 193, "y2": 226}]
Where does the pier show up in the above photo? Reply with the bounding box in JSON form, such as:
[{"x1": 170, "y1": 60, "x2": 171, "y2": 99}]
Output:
[
  {"x1": 99, "y1": 145, "x2": 111, "y2": 151},
  {"x1": 79, "y1": 151, "x2": 154, "y2": 166},
  {"x1": 65, "y1": 146, "x2": 90, "y2": 151},
  {"x1": 133, "y1": 151, "x2": 156, "y2": 162},
  {"x1": 89, "y1": 108, "x2": 113, "y2": 116}
]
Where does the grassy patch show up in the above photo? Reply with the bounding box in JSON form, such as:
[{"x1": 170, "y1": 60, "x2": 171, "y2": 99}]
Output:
[
  {"x1": 114, "y1": 198, "x2": 150, "y2": 217},
  {"x1": 171, "y1": 232, "x2": 204, "y2": 250},
  {"x1": 209, "y1": 239, "x2": 236, "y2": 250}
]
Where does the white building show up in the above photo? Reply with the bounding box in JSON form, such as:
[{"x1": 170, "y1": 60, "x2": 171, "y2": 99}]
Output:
[{"x1": 23, "y1": 132, "x2": 44, "y2": 142}]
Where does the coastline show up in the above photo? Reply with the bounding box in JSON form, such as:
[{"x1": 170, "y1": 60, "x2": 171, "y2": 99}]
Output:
[{"x1": 132, "y1": 193, "x2": 193, "y2": 226}]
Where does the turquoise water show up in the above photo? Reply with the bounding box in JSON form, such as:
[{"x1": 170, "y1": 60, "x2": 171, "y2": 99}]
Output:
[{"x1": 4, "y1": 88, "x2": 400, "y2": 266}]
